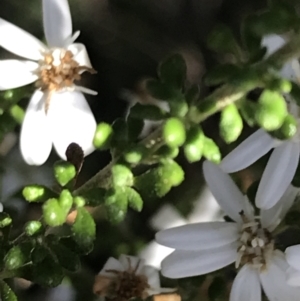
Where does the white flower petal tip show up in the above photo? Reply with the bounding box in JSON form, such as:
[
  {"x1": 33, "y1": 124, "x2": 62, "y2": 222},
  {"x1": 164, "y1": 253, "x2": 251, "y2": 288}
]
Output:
[
  {"x1": 203, "y1": 160, "x2": 248, "y2": 223},
  {"x1": 20, "y1": 91, "x2": 52, "y2": 166},
  {"x1": 155, "y1": 222, "x2": 239, "y2": 251},
  {"x1": 255, "y1": 142, "x2": 300, "y2": 209},
  {"x1": 48, "y1": 91, "x2": 97, "y2": 160},
  {"x1": 230, "y1": 265, "x2": 261, "y2": 301},
  {"x1": 0, "y1": 60, "x2": 38, "y2": 90},
  {"x1": 0, "y1": 203, "x2": 3, "y2": 213},
  {"x1": 161, "y1": 243, "x2": 236, "y2": 279},
  {"x1": 0, "y1": 18, "x2": 46, "y2": 60},
  {"x1": 99, "y1": 257, "x2": 124, "y2": 277},
  {"x1": 261, "y1": 35, "x2": 286, "y2": 56},
  {"x1": 287, "y1": 267, "x2": 300, "y2": 287},
  {"x1": 42, "y1": 0, "x2": 72, "y2": 47},
  {"x1": 68, "y1": 43, "x2": 94, "y2": 69},
  {"x1": 220, "y1": 129, "x2": 276, "y2": 173},
  {"x1": 286, "y1": 245, "x2": 300, "y2": 271}
]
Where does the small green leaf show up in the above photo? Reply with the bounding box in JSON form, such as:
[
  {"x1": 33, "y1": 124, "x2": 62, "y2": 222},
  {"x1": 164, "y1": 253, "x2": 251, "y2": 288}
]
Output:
[
  {"x1": 112, "y1": 164, "x2": 134, "y2": 187},
  {"x1": 204, "y1": 64, "x2": 240, "y2": 86},
  {"x1": 124, "y1": 187, "x2": 143, "y2": 212},
  {"x1": 53, "y1": 161, "x2": 76, "y2": 187},
  {"x1": 73, "y1": 196, "x2": 86, "y2": 208},
  {"x1": 163, "y1": 117, "x2": 186, "y2": 148},
  {"x1": 31, "y1": 245, "x2": 49, "y2": 264},
  {"x1": 33, "y1": 254, "x2": 64, "y2": 287},
  {"x1": 207, "y1": 24, "x2": 241, "y2": 55},
  {"x1": 129, "y1": 103, "x2": 166, "y2": 120},
  {"x1": 126, "y1": 117, "x2": 145, "y2": 141},
  {"x1": 58, "y1": 190, "x2": 73, "y2": 215},
  {"x1": 22, "y1": 185, "x2": 56, "y2": 203},
  {"x1": 105, "y1": 188, "x2": 128, "y2": 224},
  {"x1": 220, "y1": 104, "x2": 243, "y2": 143},
  {"x1": 185, "y1": 84, "x2": 200, "y2": 105},
  {"x1": 72, "y1": 207, "x2": 96, "y2": 250},
  {"x1": 203, "y1": 137, "x2": 221, "y2": 164},
  {"x1": 146, "y1": 79, "x2": 177, "y2": 100},
  {"x1": 240, "y1": 99, "x2": 258, "y2": 127},
  {"x1": 93, "y1": 122, "x2": 113, "y2": 149},
  {"x1": 0, "y1": 213, "x2": 12, "y2": 228},
  {"x1": 0, "y1": 281, "x2": 17, "y2": 301},
  {"x1": 43, "y1": 199, "x2": 65, "y2": 227},
  {"x1": 255, "y1": 90, "x2": 287, "y2": 131},
  {"x1": 48, "y1": 241, "x2": 80, "y2": 272},
  {"x1": 77, "y1": 188, "x2": 106, "y2": 206},
  {"x1": 4, "y1": 246, "x2": 27, "y2": 270},
  {"x1": 158, "y1": 53, "x2": 187, "y2": 89},
  {"x1": 24, "y1": 221, "x2": 43, "y2": 236}
]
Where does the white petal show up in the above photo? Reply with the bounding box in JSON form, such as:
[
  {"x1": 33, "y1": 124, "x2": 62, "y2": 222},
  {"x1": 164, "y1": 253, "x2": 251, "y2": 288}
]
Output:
[
  {"x1": 203, "y1": 161, "x2": 249, "y2": 223},
  {"x1": 68, "y1": 43, "x2": 93, "y2": 69},
  {"x1": 0, "y1": 18, "x2": 46, "y2": 60},
  {"x1": 161, "y1": 243, "x2": 237, "y2": 278},
  {"x1": 221, "y1": 129, "x2": 276, "y2": 173},
  {"x1": 0, "y1": 203, "x2": 3, "y2": 213},
  {"x1": 287, "y1": 267, "x2": 300, "y2": 286},
  {"x1": 286, "y1": 245, "x2": 300, "y2": 271},
  {"x1": 99, "y1": 257, "x2": 124, "y2": 277},
  {"x1": 155, "y1": 222, "x2": 239, "y2": 251},
  {"x1": 141, "y1": 265, "x2": 160, "y2": 288},
  {"x1": 0, "y1": 60, "x2": 38, "y2": 90},
  {"x1": 255, "y1": 142, "x2": 300, "y2": 209},
  {"x1": 230, "y1": 265, "x2": 261, "y2": 301},
  {"x1": 42, "y1": 0, "x2": 72, "y2": 47},
  {"x1": 261, "y1": 35, "x2": 298, "y2": 80},
  {"x1": 261, "y1": 185, "x2": 298, "y2": 231},
  {"x1": 260, "y1": 253, "x2": 300, "y2": 301},
  {"x1": 47, "y1": 91, "x2": 96, "y2": 160},
  {"x1": 20, "y1": 90, "x2": 52, "y2": 165},
  {"x1": 119, "y1": 254, "x2": 145, "y2": 274}
]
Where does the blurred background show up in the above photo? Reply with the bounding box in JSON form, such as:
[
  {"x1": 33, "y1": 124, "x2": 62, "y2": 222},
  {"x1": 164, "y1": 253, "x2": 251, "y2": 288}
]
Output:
[{"x1": 0, "y1": 0, "x2": 276, "y2": 300}]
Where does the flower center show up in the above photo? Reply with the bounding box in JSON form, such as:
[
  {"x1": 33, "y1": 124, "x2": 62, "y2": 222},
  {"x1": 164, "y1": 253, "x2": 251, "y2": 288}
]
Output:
[
  {"x1": 34, "y1": 48, "x2": 94, "y2": 112},
  {"x1": 235, "y1": 214, "x2": 274, "y2": 271},
  {"x1": 93, "y1": 259, "x2": 150, "y2": 301}
]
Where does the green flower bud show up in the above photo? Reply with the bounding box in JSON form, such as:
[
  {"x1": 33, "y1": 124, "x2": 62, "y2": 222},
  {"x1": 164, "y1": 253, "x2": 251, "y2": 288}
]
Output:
[
  {"x1": 156, "y1": 145, "x2": 179, "y2": 159},
  {"x1": 53, "y1": 161, "x2": 76, "y2": 187},
  {"x1": 124, "y1": 145, "x2": 147, "y2": 164},
  {"x1": 169, "y1": 99, "x2": 189, "y2": 118},
  {"x1": 269, "y1": 78, "x2": 292, "y2": 93},
  {"x1": 22, "y1": 185, "x2": 45, "y2": 202},
  {"x1": 24, "y1": 221, "x2": 43, "y2": 236},
  {"x1": 112, "y1": 164, "x2": 134, "y2": 187},
  {"x1": 4, "y1": 246, "x2": 26, "y2": 270},
  {"x1": 59, "y1": 190, "x2": 73, "y2": 214},
  {"x1": 163, "y1": 117, "x2": 186, "y2": 148},
  {"x1": 9, "y1": 105, "x2": 24, "y2": 124},
  {"x1": 240, "y1": 100, "x2": 257, "y2": 127},
  {"x1": 255, "y1": 90, "x2": 287, "y2": 131},
  {"x1": 184, "y1": 127, "x2": 204, "y2": 163},
  {"x1": 93, "y1": 122, "x2": 113, "y2": 149},
  {"x1": 203, "y1": 137, "x2": 221, "y2": 163},
  {"x1": 73, "y1": 196, "x2": 86, "y2": 208},
  {"x1": 124, "y1": 187, "x2": 143, "y2": 212},
  {"x1": 220, "y1": 104, "x2": 243, "y2": 143},
  {"x1": 162, "y1": 159, "x2": 185, "y2": 186},
  {"x1": 0, "y1": 213, "x2": 12, "y2": 228},
  {"x1": 271, "y1": 114, "x2": 297, "y2": 140},
  {"x1": 43, "y1": 199, "x2": 65, "y2": 227}
]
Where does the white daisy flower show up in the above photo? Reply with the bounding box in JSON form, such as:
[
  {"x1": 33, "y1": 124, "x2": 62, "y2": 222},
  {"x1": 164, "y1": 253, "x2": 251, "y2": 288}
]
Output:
[
  {"x1": 93, "y1": 254, "x2": 175, "y2": 300},
  {"x1": 0, "y1": 0, "x2": 97, "y2": 165},
  {"x1": 156, "y1": 161, "x2": 300, "y2": 301},
  {"x1": 221, "y1": 34, "x2": 300, "y2": 209}
]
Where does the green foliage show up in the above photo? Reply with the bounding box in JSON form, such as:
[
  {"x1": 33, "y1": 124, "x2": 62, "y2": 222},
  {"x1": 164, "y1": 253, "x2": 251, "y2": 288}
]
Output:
[
  {"x1": 220, "y1": 104, "x2": 243, "y2": 143},
  {"x1": 202, "y1": 137, "x2": 221, "y2": 164},
  {"x1": 53, "y1": 161, "x2": 77, "y2": 187},
  {"x1": 93, "y1": 122, "x2": 113, "y2": 149},
  {"x1": 0, "y1": 281, "x2": 17, "y2": 301},
  {"x1": 22, "y1": 185, "x2": 57, "y2": 202},
  {"x1": 270, "y1": 114, "x2": 297, "y2": 140},
  {"x1": 134, "y1": 159, "x2": 184, "y2": 200},
  {"x1": 129, "y1": 103, "x2": 167, "y2": 120},
  {"x1": 163, "y1": 117, "x2": 186, "y2": 148},
  {"x1": 24, "y1": 221, "x2": 43, "y2": 236},
  {"x1": 112, "y1": 164, "x2": 134, "y2": 187},
  {"x1": 183, "y1": 126, "x2": 204, "y2": 163},
  {"x1": 72, "y1": 207, "x2": 96, "y2": 251},
  {"x1": 255, "y1": 90, "x2": 287, "y2": 131}
]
